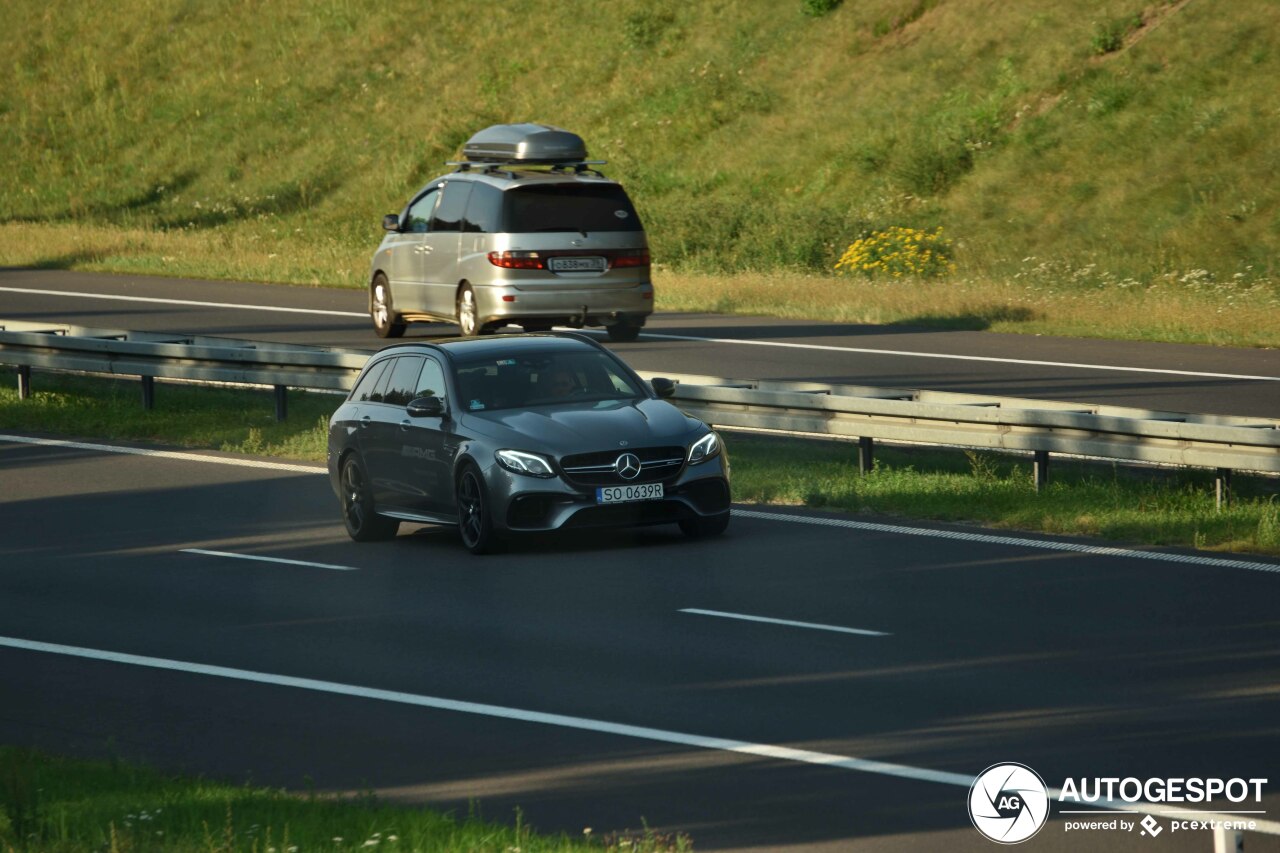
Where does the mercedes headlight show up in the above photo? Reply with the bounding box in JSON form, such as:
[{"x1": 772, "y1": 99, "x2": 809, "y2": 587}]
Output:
[
  {"x1": 687, "y1": 431, "x2": 721, "y2": 465},
  {"x1": 495, "y1": 449, "x2": 556, "y2": 478}
]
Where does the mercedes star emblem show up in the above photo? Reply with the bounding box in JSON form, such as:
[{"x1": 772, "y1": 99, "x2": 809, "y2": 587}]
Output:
[{"x1": 614, "y1": 452, "x2": 642, "y2": 480}]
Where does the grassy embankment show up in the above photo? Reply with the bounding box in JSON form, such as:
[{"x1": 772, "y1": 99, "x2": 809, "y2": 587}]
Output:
[
  {"x1": 2, "y1": 0, "x2": 1278, "y2": 346},
  {"x1": 3, "y1": 373, "x2": 1277, "y2": 556},
  {"x1": 4, "y1": 4, "x2": 1279, "y2": 847},
  {"x1": 0, "y1": 747, "x2": 685, "y2": 853}
]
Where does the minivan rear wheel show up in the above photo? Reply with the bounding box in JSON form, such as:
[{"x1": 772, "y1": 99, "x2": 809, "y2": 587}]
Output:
[
  {"x1": 457, "y1": 285, "x2": 494, "y2": 336},
  {"x1": 371, "y1": 274, "x2": 406, "y2": 338},
  {"x1": 606, "y1": 321, "x2": 642, "y2": 343}
]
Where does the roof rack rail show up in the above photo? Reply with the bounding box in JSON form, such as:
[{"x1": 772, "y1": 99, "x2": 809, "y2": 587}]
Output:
[{"x1": 445, "y1": 159, "x2": 608, "y2": 178}]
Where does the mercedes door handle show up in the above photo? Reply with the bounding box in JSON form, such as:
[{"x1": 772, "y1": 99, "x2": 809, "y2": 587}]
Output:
[{"x1": 359, "y1": 416, "x2": 371, "y2": 429}]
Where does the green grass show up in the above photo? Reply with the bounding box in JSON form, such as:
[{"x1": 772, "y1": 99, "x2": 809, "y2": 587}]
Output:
[
  {"x1": 730, "y1": 435, "x2": 1280, "y2": 555},
  {"x1": 0, "y1": 374, "x2": 334, "y2": 460},
  {"x1": 0, "y1": 747, "x2": 687, "y2": 853},
  {"x1": 1, "y1": 0, "x2": 1278, "y2": 346},
  {"x1": 4, "y1": 373, "x2": 1278, "y2": 556}
]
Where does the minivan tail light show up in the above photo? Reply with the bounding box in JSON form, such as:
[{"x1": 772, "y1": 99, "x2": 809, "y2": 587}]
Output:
[
  {"x1": 488, "y1": 251, "x2": 546, "y2": 270},
  {"x1": 609, "y1": 248, "x2": 650, "y2": 268}
]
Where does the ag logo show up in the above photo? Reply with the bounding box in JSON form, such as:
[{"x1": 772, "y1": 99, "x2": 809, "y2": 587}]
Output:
[{"x1": 968, "y1": 763, "x2": 1050, "y2": 844}]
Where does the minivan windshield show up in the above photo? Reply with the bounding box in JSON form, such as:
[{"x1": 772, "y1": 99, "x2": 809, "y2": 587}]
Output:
[
  {"x1": 503, "y1": 184, "x2": 642, "y2": 233},
  {"x1": 453, "y1": 349, "x2": 645, "y2": 412}
]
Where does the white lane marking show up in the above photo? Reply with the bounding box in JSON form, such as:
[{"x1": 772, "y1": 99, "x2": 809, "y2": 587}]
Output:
[
  {"x1": 0, "y1": 286, "x2": 366, "y2": 318},
  {"x1": 680, "y1": 608, "x2": 890, "y2": 637},
  {"x1": 734, "y1": 509, "x2": 1280, "y2": 575},
  {"x1": 0, "y1": 634, "x2": 973, "y2": 789},
  {"x1": 5, "y1": 284, "x2": 1274, "y2": 382},
  {"x1": 9, "y1": 636, "x2": 1275, "y2": 832},
  {"x1": 605, "y1": 330, "x2": 1280, "y2": 383},
  {"x1": 181, "y1": 548, "x2": 357, "y2": 572},
  {"x1": 7, "y1": 433, "x2": 1279, "y2": 576},
  {"x1": 0, "y1": 434, "x2": 325, "y2": 473}
]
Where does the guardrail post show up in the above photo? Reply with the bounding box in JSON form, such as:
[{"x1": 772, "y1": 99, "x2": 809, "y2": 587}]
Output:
[
  {"x1": 1033, "y1": 450, "x2": 1050, "y2": 491},
  {"x1": 17, "y1": 365, "x2": 32, "y2": 400},
  {"x1": 1213, "y1": 825, "x2": 1244, "y2": 852},
  {"x1": 858, "y1": 436, "x2": 874, "y2": 474},
  {"x1": 274, "y1": 385, "x2": 288, "y2": 421},
  {"x1": 1216, "y1": 469, "x2": 1233, "y2": 510},
  {"x1": 141, "y1": 376, "x2": 155, "y2": 410}
]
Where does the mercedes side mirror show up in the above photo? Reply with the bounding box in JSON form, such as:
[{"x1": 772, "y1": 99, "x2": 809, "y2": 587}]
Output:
[
  {"x1": 651, "y1": 377, "x2": 676, "y2": 399},
  {"x1": 407, "y1": 395, "x2": 447, "y2": 418},
  {"x1": 382, "y1": 214, "x2": 401, "y2": 232}
]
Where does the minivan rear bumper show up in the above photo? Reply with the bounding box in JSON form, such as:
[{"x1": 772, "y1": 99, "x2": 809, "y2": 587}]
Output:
[{"x1": 473, "y1": 281, "x2": 654, "y2": 326}]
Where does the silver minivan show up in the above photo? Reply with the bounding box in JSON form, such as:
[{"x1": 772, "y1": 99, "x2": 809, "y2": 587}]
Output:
[{"x1": 368, "y1": 124, "x2": 653, "y2": 342}]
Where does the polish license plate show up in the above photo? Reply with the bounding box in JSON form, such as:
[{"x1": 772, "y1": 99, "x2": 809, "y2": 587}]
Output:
[
  {"x1": 550, "y1": 256, "x2": 607, "y2": 273},
  {"x1": 596, "y1": 483, "x2": 664, "y2": 504}
]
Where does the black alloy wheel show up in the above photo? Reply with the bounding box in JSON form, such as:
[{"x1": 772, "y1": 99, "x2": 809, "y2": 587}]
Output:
[
  {"x1": 341, "y1": 455, "x2": 400, "y2": 541},
  {"x1": 456, "y1": 465, "x2": 504, "y2": 554}
]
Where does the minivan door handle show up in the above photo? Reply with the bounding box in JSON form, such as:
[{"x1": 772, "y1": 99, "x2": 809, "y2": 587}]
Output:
[{"x1": 359, "y1": 416, "x2": 372, "y2": 429}]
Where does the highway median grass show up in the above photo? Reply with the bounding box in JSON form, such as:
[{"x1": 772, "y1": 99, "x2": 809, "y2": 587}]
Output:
[
  {"x1": 3, "y1": 372, "x2": 1278, "y2": 557},
  {"x1": 0, "y1": 746, "x2": 687, "y2": 853},
  {"x1": 3, "y1": 1, "x2": 1280, "y2": 349}
]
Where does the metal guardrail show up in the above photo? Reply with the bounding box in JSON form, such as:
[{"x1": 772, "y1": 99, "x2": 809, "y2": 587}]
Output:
[
  {"x1": 0, "y1": 320, "x2": 367, "y2": 419},
  {"x1": 2, "y1": 321, "x2": 1278, "y2": 498},
  {"x1": 648, "y1": 371, "x2": 1280, "y2": 498},
  {"x1": 4, "y1": 321, "x2": 1277, "y2": 848}
]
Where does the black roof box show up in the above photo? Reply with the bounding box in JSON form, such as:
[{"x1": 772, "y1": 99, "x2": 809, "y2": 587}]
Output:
[{"x1": 461, "y1": 123, "x2": 588, "y2": 164}]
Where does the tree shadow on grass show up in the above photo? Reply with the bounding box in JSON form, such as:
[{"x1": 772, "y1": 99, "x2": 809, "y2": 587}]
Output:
[
  {"x1": 888, "y1": 304, "x2": 1042, "y2": 331},
  {"x1": 3, "y1": 166, "x2": 348, "y2": 231}
]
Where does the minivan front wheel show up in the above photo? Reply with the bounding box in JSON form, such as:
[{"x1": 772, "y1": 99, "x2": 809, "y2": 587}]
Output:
[{"x1": 371, "y1": 274, "x2": 406, "y2": 338}]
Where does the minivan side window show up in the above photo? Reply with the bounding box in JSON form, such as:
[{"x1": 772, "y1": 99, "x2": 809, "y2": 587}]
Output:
[
  {"x1": 430, "y1": 182, "x2": 472, "y2": 233},
  {"x1": 462, "y1": 182, "x2": 504, "y2": 233},
  {"x1": 405, "y1": 187, "x2": 440, "y2": 233}
]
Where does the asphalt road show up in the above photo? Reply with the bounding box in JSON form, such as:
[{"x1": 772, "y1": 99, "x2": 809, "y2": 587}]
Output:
[
  {"x1": 2, "y1": 269, "x2": 1279, "y2": 849},
  {"x1": 2, "y1": 268, "x2": 1279, "y2": 417},
  {"x1": 2, "y1": 436, "x2": 1278, "y2": 851}
]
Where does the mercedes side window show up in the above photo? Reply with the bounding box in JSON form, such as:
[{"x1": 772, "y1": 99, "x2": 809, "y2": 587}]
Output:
[
  {"x1": 415, "y1": 357, "x2": 447, "y2": 404},
  {"x1": 382, "y1": 356, "x2": 425, "y2": 407},
  {"x1": 404, "y1": 187, "x2": 440, "y2": 234},
  {"x1": 368, "y1": 357, "x2": 398, "y2": 403},
  {"x1": 430, "y1": 182, "x2": 472, "y2": 233},
  {"x1": 353, "y1": 359, "x2": 391, "y2": 402},
  {"x1": 462, "y1": 182, "x2": 504, "y2": 233}
]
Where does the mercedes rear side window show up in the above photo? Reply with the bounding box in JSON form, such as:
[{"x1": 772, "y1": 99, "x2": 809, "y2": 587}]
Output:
[{"x1": 503, "y1": 184, "x2": 642, "y2": 233}]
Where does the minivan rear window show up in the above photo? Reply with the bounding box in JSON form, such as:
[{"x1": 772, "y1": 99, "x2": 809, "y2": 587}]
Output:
[{"x1": 503, "y1": 184, "x2": 642, "y2": 233}]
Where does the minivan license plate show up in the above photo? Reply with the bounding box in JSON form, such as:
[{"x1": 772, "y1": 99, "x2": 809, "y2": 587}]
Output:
[
  {"x1": 550, "y1": 256, "x2": 607, "y2": 272},
  {"x1": 597, "y1": 483, "x2": 664, "y2": 504}
]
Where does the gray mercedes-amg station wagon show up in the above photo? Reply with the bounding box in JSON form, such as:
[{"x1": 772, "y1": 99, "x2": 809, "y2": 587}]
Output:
[
  {"x1": 328, "y1": 333, "x2": 730, "y2": 554},
  {"x1": 368, "y1": 124, "x2": 653, "y2": 342}
]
